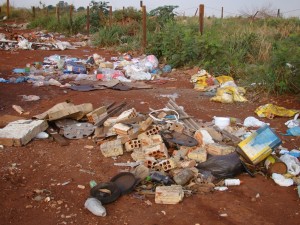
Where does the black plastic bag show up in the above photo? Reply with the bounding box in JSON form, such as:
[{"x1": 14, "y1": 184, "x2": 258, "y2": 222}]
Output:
[{"x1": 196, "y1": 152, "x2": 244, "y2": 179}]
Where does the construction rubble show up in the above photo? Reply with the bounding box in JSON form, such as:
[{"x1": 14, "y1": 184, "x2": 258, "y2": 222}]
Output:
[
  {"x1": 0, "y1": 94, "x2": 299, "y2": 216},
  {"x1": 0, "y1": 46, "x2": 299, "y2": 217}
]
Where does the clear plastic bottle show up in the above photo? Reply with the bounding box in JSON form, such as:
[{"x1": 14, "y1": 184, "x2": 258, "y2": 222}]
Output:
[
  {"x1": 224, "y1": 179, "x2": 241, "y2": 186},
  {"x1": 84, "y1": 198, "x2": 106, "y2": 217}
]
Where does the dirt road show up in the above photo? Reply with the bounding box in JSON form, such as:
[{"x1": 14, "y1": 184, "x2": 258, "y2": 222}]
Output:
[{"x1": 0, "y1": 27, "x2": 300, "y2": 225}]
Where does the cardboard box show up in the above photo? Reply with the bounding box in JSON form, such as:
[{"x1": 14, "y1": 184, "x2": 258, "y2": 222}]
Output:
[{"x1": 237, "y1": 125, "x2": 281, "y2": 165}]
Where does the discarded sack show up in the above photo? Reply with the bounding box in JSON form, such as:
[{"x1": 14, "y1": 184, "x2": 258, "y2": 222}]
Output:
[
  {"x1": 255, "y1": 104, "x2": 298, "y2": 119},
  {"x1": 196, "y1": 152, "x2": 244, "y2": 179}
]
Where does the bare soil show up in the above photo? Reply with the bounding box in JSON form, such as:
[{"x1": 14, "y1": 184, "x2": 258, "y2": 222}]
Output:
[{"x1": 0, "y1": 26, "x2": 300, "y2": 225}]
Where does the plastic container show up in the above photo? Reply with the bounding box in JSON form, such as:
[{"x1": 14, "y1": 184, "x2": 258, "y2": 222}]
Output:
[
  {"x1": 224, "y1": 179, "x2": 241, "y2": 186},
  {"x1": 84, "y1": 198, "x2": 106, "y2": 217},
  {"x1": 237, "y1": 125, "x2": 282, "y2": 165},
  {"x1": 150, "y1": 172, "x2": 174, "y2": 185},
  {"x1": 214, "y1": 117, "x2": 230, "y2": 129}
]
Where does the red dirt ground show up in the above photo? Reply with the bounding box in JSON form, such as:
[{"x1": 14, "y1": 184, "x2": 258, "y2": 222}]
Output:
[{"x1": 0, "y1": 26, "x2": 300, "y2": 225}]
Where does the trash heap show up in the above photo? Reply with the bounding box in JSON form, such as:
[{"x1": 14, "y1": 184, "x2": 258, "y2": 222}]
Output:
[
  {"x1": 0, "y1": 100, "x2": 299, "y2": 216},
  {"x1": 0, "y1": 31, "x2": 85, "y2": 50},
  {"x1": 190, "y1": 69, "x2": 247, "y2": 103},
  {"x1": 0, "y1": 53, "x2": 173, "y2": 90}
]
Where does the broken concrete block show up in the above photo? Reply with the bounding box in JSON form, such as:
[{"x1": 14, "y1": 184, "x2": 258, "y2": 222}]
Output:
[
  {"x1": 173, "y1": 168, "x2": 195, "y2": 185},
  {"x1": 144, "y1": 158, "x2": 157, "y2": 169},
  {"x1": 103, "y1": 108, "x2": 137, "y2": 127},
  {"x1": 187, "y1": 147, "x2": 207, "y2": 162},
  {"x1": 117, "y1": 108, "x2": 137, "y2": 121},
  {"x1": 205, "y1": 143, "x2": 236, "y2": 156},
  {"x1": 86, "y1": 106, "x2": 107, "y2": 124},
  {"x1": 132, "y1": 165, "x2": 150, "y2": 180},
  {"x1": 140, "y1": 134, "x2": 163, "y2": 148},
  {"x1": 0, "y1": 120, "x2": 48, "y2": 146},
  {"x1": 100, "y1": 139, "x2": 123, "y2": 157},
  {"x1": 138, "y1": 125, "x2": 161, "y2": 140},
  {"x1": 34, "y1": 102, "x2": 93, "y2": 121},
  {"x1": 194, "y1": 129, "x2": 214, "y2": 147},
  {"x1": 125, "y1": 139, "x2": 141, "y2": 152},
  {"x1": 131, "y1": 149, "x2": 146, "y2": 161},
  {"x1": 140, "y1": 117, "x2": 153, "y2": 131},
  {"x1": 172, "y1": 146, "x2": 189, "y2": 160},
  {"x1": 156, "y1": 158, "x2": 177, "y2": 171},
  {"x1": 179, "y1": 160, "x2": 197, "y2": 168},
  {"x1": 170, "y1": 122, "x2": 185, "y2": 133},
  {"x1": 113, "y1": 123, "x2": 133, "y2": 136},
  {"x1": 144, "y1": 143, "x2": 169, "y2": 159},
  {"x1": 205, "y1": 127, "x2": 223, "y2": 142},
  {"x1": 155, "y1": 185, "x2": 184, "y2": 204}
]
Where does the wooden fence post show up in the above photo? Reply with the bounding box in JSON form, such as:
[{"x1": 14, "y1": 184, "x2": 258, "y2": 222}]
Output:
[
  {"x1": 199, "y1": 4, "x2": 204, "y2": 35},
  {"x1": 69, "y1": 5, "x2": 73, "y2": 33},
  {"x1": 6, "y1": 0, "x2": 10, "y2": 18},
  {"x1": 142, "y1": 5, "x2": 147, "y2": 53},
  {"x1": 32, "y1": 7, "x2": 35, "y2": 19},
  {"x1": 56, "y1": 6, "x2": 60, "y2": 23},
  {"x1": 122, "y1": 6, "x2": 125, "y2": 25},
  {"x1": 277, "y1": 9, "x2": 280, "y2": 17},
  {"x1": 221, "y1": 7, "x2": 223, "y2": 19},
  {"x1": 109, "y1": 6, "x2": 112, "y2": 27},
  {"x1": 87, "y1": 6, "x2": 90, "y2": 36}
]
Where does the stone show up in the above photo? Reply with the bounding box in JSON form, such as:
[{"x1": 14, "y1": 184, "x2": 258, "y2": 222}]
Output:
[{"x1": 100, "y1": 139, "x2": 123, "y2": 157}]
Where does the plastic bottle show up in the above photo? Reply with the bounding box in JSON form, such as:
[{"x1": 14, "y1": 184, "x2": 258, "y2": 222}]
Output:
[
  {"x1": 25, "y1": 63, "x2": 31, "y2": 74},
  {"x1": 84, "y1": 198, "x2": 106, "y2": 217},
  {"x1": 224, "y1": 179, "x2": 241, "y2": 186},
  {"x1": 150, "y1": 172, "x2": 174, "y2": 185},
  {"x1": 89, "y1": 180, "x2": 97, "y2": 188}
]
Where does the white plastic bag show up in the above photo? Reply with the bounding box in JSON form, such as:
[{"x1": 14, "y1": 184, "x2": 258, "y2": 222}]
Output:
[
  {"x1": 285, "y1": 114, "x2": 299, "y2": 128},
  {"x1": 243, "y1": 116, "x2": 269, "y2": 127},
  {"x1": 280, "y1": 154, "x2": 300, "y2": 176},
  {"x1": 271, "y1": 173, "x2": 294, "y2": 187}
]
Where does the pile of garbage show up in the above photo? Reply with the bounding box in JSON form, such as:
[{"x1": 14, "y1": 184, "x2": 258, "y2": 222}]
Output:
[
  {"x1": 0, "y1": 98, "x2": 299, "y2": 217},
  {"x1": 0, "y1": 31, "x2": 87, "y2": 51},
  {"x1": 0, "y1": 53, "x2": 173, "y2": 89},
  {"x1": 190, "y1": 69, "x2": 247, "y2": 103}
]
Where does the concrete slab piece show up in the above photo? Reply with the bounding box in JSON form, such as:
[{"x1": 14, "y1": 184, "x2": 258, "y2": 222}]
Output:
[{"x1": 0, "y1": 120, "x2": 48, "y2": 146}]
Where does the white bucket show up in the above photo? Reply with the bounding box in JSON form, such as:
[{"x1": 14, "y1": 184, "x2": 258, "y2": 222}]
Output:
[{"x1": 214, "y1": 117, "x2": 230, "y2": 129}]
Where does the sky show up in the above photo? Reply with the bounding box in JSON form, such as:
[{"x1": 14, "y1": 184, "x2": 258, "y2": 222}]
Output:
[{"x1": 1, "y1": 0, "x2": 300, "y2": 17}]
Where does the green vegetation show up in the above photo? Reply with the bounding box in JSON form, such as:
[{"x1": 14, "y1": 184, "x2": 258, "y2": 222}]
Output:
[{"x1": 2, "y1": 2, "x2": 300, "y2": 94}]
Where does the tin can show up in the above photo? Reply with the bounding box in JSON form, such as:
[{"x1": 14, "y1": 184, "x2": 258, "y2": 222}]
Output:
[{"x1": 264, "y1": 155, "x2": 287, "y2": 175}]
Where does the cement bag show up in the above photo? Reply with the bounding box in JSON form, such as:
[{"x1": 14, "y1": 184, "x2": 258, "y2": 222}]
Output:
[
  {"x1": 196, "y1": 152, "x2": 244, "y2": 179},
  {"x1": 211, "y1": 86, "x2": 247, "y2": 103},
  {"x1": 255, "y1": 104, "x2": 298, "y2": 119},
  {"x1": 215, "y1": 75, "x2": 234, "y2": 85},
  {"x1": 210, "y1": 87, "x2": 234, "y2": 103}
]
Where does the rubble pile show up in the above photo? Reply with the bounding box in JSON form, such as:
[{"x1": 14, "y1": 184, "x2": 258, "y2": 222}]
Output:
[{"x1": 1, "y1": 96, "x2": 299, "y2": 217}]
